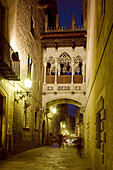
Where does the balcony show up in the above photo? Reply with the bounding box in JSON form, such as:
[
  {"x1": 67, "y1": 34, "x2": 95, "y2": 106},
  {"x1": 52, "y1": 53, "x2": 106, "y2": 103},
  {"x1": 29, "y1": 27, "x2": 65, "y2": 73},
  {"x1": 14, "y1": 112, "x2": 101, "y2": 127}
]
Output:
[
  {"x1": 0, "y1": 32, "x2": 20, "y2": 81},
  {"x1": 46, "y1": 75, "x2": 55, "y2": 84},
  {"x1": 73, "y1": 75, "x2": 83, "y2": 83},
  {"x1": 46, "y1": 75, "x2": 83, "y2": 84},
  {"x1": 58, "y1": 75, "x2": 71, "y2": 84}
]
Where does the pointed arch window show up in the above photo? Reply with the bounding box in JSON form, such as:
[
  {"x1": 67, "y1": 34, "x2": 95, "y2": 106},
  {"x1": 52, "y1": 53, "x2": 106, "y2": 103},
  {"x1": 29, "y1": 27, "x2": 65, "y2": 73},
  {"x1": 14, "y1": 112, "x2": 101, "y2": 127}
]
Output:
[
  {"x1": 58, "y1": 52, "x2": 72, "y2": 75},
  {"x1": 74, "y1": 56, "x2": 83, "y2": 75},
  {"x1": 46, "y1": 56, "x2": 55, "y2": 75}
]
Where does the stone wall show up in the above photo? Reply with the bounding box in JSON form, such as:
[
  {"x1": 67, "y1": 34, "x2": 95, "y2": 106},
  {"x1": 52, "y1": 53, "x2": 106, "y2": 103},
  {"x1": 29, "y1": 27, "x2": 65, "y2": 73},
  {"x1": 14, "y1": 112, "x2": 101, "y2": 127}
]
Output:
[
  {"x1": 12, "y1": 0, "x2": 45, "y2": 154},
  {"x1": 0, "y1": 0, "x2": 45, "y2": 158},
  {"x1": 85, "y1": 0, "x2": 113, "y2": 169}
]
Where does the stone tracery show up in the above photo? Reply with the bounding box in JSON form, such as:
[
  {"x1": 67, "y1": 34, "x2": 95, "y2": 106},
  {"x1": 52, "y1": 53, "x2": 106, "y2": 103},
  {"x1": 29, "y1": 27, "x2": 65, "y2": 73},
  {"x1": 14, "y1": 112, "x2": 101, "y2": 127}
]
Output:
[
  {"x1": 44, "y1": 52, "x2": 85, "y2": 84},
  {"x1": 73, "y1": 56, "x2": 83, "y2": 75},
  {"x1": 57, "y1": 52, "x2": 72, "y2": 75}
]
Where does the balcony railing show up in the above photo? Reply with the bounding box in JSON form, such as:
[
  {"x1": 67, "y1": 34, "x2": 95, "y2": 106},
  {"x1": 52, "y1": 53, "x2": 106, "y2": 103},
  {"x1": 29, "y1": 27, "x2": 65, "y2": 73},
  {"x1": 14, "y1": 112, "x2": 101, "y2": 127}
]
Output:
[
  {"x1": 46, "y1": 75, "x2": 55, "y2": 83},
  {"x1": 57, "y1": 75, "x2": 71, "y2": 84},
  {"x1": 73, "y1": 75, "x2": 83, "y2": 83},
  {"x1": 46, "y1": 75, "x2": 83, "y2": 84},
  {"x1": 0, "y1": 32, "x2": 20, "y2": 80},
  {"x1": 45, "y1": 25, "x2": 85, "y2": 32}
]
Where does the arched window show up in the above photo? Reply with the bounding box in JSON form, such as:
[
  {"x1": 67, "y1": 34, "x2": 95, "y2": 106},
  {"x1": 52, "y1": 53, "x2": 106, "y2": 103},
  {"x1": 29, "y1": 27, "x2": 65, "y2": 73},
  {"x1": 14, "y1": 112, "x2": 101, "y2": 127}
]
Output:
[
  {"x1": 46, "y1": 56, "x2": 55, "y2": 75},
  {"x1": 74, "y1": 56, "x2": 83, "y2": 75},
  {"x1": 58, "y1": 52, "x2": 72, "y2": 75}
]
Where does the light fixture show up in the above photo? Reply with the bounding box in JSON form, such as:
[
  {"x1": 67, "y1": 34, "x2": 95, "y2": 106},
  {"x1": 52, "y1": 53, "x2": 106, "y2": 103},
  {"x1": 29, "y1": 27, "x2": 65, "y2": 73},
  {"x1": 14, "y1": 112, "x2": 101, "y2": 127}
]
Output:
[
  {"x1": 24, "y1": 79, "x2": 32, "y2": 88},
  {"x1": 52, "y1": 108, "x2": 56, "y2": 114},
  {"x1": 14, "y1": 78, "x2": 32, "y2": 104},
  {"x1": 14, "y1": 90, "x2": 31, "y2": 103},
  {"x1": 63, "y1": 124, "x2": 65, "y2": 128}
]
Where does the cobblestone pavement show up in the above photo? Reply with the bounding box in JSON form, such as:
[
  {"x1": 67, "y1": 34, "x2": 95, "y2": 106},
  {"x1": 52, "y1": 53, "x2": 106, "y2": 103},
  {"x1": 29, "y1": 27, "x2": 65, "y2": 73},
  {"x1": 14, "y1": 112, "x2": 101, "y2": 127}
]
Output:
[{"x1": 0, "y1": 146, "x2": 94, "y2": 170}]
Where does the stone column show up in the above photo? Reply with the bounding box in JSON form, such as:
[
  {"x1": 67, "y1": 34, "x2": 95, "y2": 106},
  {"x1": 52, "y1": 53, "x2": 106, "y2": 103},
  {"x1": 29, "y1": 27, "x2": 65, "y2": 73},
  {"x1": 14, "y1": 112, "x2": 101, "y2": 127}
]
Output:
[
  {"x1": 58, "y1": 63, "x2": 60, "y2": 75},
  {"x1": 83, "y1": 61, "x2": 85, "y2": 83},
  {"x1": 44, "y1": 62, "x2": 46, "y2": 84},
  {"x1": 71, "y1": 61, "x2": 74, "y2": 83},
  {"x1": 55, "y1": 62, "x2": 57, "y2": 84}
]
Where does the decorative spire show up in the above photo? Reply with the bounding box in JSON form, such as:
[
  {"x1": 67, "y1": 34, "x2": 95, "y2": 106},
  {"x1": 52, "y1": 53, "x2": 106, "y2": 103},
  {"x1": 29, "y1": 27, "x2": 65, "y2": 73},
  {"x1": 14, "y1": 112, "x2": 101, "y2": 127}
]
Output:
[
  {"x1": 72, "y1": 12, "x2": 76, "y2": 28},
  {"x1": 45, "y1": 14, "x2": 48, "y2": 31},
  {"x1": 56, "y1": 13, "x2": 59, "y2": 30}
]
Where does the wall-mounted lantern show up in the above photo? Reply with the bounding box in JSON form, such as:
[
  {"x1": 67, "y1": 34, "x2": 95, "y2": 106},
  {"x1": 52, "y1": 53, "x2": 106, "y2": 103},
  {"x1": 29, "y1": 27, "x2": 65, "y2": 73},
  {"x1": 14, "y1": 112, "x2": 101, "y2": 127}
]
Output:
[
  {"x1": 14, "y1": 78, "x2": 32, "y2": 103},
  {"x1": 52, "y1": 108, "x2": 56, "y2": 114},
  {"x1": 24, "y1": 79, "x2": 32, "y2": 89}
]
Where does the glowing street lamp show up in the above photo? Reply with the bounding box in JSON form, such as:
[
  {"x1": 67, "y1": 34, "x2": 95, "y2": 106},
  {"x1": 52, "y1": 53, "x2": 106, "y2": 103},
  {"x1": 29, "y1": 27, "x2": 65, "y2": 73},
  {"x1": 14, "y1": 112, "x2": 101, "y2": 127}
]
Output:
[
  {"x1": 52, "y1": 108, "x2": 56, "y2": 114},
  {"x1": 24, "y1": 79, "x2": 32, "y2": 88},
  {"x1": 63, "y1": 124, "x2": 65, "y2": 128}
]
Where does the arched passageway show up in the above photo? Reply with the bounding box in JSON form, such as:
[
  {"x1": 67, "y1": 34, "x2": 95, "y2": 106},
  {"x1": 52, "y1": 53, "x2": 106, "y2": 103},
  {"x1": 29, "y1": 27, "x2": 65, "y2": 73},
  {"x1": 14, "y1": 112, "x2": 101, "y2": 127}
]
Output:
[{"x1": 42, "y1": 98, "x2": 84, "y2": 146}]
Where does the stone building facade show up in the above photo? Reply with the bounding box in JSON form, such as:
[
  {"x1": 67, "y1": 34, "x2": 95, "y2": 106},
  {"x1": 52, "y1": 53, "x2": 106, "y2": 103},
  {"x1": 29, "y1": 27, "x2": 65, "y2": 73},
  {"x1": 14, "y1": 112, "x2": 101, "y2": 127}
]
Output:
[
  {"x1": 40, "y1": 6, "x2": 87, "y2": 143},
  {"x1": 0, "y1": 0, "x2": 45, "y2": 160},
  {"x1": 85, "y1": 0, "x2": 113, "y2": 169}
]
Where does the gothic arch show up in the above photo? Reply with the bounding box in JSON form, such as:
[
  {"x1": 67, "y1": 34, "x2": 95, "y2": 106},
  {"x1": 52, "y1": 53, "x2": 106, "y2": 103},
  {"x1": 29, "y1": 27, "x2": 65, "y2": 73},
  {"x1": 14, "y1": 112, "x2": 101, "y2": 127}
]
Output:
[
  {"x1": 73, "y1": 56, "x2": 83, "y2": 75},
  {"x1": 46, "y1": 56, "x2": 55, "y2": 75},
  {"x1": 58, "y1": 52, "x2": 71, "y2": 64},
  {"x1": 73, "y1": 55, "x2": 83, "y2": 64},
  {"x1": 46, "y1": 56, "x2": 55, "y2": 64},
  {"x1": 46, "y1": 98, "x2": 81, "y2": 109}
]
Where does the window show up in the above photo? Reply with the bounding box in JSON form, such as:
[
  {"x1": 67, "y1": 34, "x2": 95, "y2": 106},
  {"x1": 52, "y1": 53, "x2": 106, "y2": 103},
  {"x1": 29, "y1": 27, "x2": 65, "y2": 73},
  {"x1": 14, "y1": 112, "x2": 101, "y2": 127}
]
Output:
[
  {"x1": 96, "y1": 113, "x2": 101, "y2": 148},
  {"x1": 23, "y1": 101, "x2": 30, "y2": 128},
  {"x1": 30, "y1": 16, "x2": 34, "y2": 37},
  {"x1": 27, "y1": 56, "x2": 32, "y2": 80},
  {"x1": 24, "y1": 105, "x2": 27, "y2": 127},
  {"x1": 35, "y1": 112, "x2": 38, "y2": 129}
]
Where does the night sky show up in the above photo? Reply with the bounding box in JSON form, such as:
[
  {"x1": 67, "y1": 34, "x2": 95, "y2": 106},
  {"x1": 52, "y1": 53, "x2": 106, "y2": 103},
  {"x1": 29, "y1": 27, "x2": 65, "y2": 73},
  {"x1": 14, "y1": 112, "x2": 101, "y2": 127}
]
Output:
[
  {"x1": 67, "y1": 104, "x2": 77, "y2": 117},
  {"x1": 56, "y1": 0, "x2": 82, "y2": 27}
]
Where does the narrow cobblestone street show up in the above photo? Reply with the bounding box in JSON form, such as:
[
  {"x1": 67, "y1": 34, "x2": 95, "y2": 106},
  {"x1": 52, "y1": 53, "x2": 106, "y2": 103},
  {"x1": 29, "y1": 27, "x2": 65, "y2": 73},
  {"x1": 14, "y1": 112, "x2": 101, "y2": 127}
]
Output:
[{"x1": 0, "y1": 146, "x2": 94, "y2": 170}]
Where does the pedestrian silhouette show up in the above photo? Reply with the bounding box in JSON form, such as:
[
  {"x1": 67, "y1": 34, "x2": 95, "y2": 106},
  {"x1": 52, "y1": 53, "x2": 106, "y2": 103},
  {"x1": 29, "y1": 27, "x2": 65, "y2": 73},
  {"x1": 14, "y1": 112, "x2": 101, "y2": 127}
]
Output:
[{"x1": 77, "y1": 136, "x2": 82, "y2": 157}]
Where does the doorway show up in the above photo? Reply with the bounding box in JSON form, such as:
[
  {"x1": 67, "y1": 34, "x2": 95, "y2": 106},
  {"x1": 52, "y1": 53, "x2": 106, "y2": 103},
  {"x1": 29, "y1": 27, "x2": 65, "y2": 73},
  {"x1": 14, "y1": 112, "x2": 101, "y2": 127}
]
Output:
[
  {"x1": 42, "y1": 120, "x2": 45, "y2": 145},
  {"x1": 0, "y1": 94, "x2": 3, "y2": 148}
]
